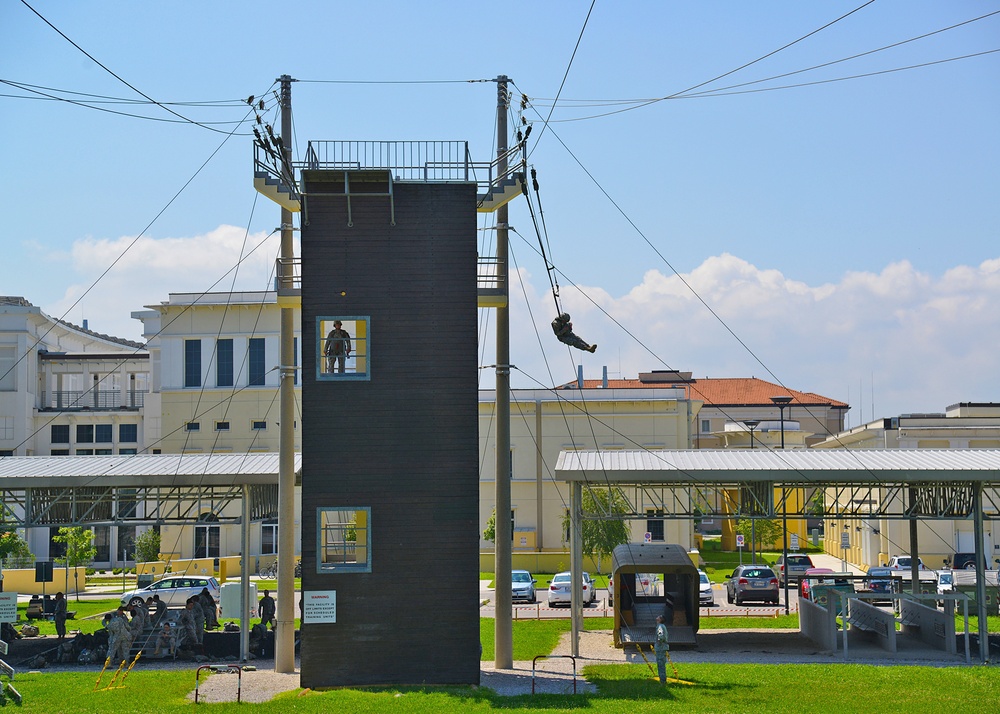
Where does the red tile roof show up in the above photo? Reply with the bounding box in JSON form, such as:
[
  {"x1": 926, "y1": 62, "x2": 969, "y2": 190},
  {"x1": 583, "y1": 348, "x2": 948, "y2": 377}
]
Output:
[{"x1": 558, "y1": 376, "x2": 848, "y2": 408}]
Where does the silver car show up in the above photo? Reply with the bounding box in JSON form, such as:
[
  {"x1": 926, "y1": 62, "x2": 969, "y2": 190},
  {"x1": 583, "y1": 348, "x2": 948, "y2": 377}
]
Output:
[
  {"x1": 726, "y1": 565, "x2": 779, "y2": 605},
  {"x1": 120, "y1": 575, "x2": 220, "y2": 609},
  {"x1": 511, "y1": 570, "x2": 537, "y2": 603}
]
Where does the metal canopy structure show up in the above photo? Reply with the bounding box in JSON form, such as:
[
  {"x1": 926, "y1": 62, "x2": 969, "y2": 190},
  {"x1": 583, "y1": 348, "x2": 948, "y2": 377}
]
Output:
[
  {"x1": 0, "y1": 453, "x2": 301, "y2": 527},
  {"x1": 555, "y1": 448, "x2": 1000, "y2": 663},
  {"x1": 555, "y1": 449, "x2": 1000, "y2": 520}
]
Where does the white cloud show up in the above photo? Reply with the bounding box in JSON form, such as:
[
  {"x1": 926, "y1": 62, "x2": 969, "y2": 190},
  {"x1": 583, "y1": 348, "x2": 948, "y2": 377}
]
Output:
[
  {"x1": 45, "y1": 226, "x2": 284, "y2": 341},
  {"x1": 46, "y1": 227, "x2": 999, "y2": 422},
  {"x1": 500, "y1": 254, "x2": 1000, "y2": 423}
]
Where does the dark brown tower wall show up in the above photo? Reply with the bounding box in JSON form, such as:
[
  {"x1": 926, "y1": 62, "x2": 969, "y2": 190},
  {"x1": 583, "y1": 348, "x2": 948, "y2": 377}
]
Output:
[{"x1": 299, "y1": 172, "x2": 480, "y2": 687}]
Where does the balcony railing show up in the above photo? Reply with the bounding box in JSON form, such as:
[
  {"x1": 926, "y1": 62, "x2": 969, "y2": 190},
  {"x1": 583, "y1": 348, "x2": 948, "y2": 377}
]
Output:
[{"x1": 41, "y1": 390, "x2": 147, "y2": 411}]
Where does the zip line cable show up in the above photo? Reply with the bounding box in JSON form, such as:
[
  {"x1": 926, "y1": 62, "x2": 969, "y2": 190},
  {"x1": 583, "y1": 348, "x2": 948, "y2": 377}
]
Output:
[{"x1": 527, "y1": 0, "x2": 596, "y2": 153}]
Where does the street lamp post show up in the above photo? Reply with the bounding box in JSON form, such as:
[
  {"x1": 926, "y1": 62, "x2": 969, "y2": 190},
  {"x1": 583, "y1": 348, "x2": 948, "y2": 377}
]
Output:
[
  {"x1": 743, "y1": 420, "x2": 760, "y2": 563},
  {"x1": 770, "y1": 396, "x2": 793, "y2": 614},
  {"x1": 770, "y1": 396, "x2": 792, "y2": 449},
  {"x1": 743, "y1": 420, "x2": 760, "y2": 450}
]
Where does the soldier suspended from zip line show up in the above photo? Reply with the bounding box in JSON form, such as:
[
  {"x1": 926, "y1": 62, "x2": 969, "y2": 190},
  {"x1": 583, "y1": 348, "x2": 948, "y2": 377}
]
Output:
[{"x1": 551, "y1": 313, "x2": 596, "y2": 353}]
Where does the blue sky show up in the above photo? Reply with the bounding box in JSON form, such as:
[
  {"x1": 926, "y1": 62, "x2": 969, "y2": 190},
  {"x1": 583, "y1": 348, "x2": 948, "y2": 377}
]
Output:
[{"x1": 3, "y1": 1, "x2": 998, "y2": 427}]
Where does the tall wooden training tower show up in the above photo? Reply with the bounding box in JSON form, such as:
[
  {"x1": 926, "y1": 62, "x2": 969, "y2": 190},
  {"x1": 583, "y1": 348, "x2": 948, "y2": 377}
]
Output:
[{"x1": 255, "y1": 138, "x2": 520, "y2": 687}]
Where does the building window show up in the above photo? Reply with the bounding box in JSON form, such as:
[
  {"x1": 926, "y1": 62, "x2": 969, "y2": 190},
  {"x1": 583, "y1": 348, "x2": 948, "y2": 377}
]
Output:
[
  {"x1": 76, "y1": 425, "x2": 94, "y2": 443},
  {"x1": 701, "y1": 419, "x2": 711, "y2": 433},
  {"x1": 95, "y1": 424, "x2": 113, "y2": 443},
  {"x1": 119, "y1": 424, "x2": 138, "y2": 443},
  {"x1": 249, "y1": 338, "x2": 266, "y2": 386},
  {"x1": 95, "y1": 448, "x2": 113, "y2": 455},
  {"x1": 216, "y1": 338, "x2": 234, "y2": 387},
  {"x1": 93, "y1": 526, "x2": 110, "y2": 563},
  {"x1": 317, "y1": 317, "x2": 369, "y2": 381},
  {"x1": 318, "y1": 507, "x2": 371, "y2": 573},
  {"x1": 215, "y1": 421, "x2": 230, "y2": 432},
  {"x1": 51, "y1": 424, "x2": 70, "y2": 444},
  {"x1": 185, "y1": 422, "x2": 200, "y2": 432},
  {"x1": 194, "y1": 514, "x2": 221, "y2": 559},
  {"x1": 251, "y1": 420, "x2": 267, "y2": 431},
  {"x1": 118, "y1": 525, "x2": 136, "y2": 561},
  {"x1": 0, "y1": 347, "x2": 15, "y2": 391},
  {"x1": 261, "y1": 520, "x2": 278, "y2": 555},
  {"x1": 118, "y1": 448, "x2": 137, "y2": 455},
  {"x1": 646, "y1": 510, "x2": 665, "y2": 542},
  {"x1": 51, "y1": 449, "x2": 70, "y2": 456},
  {"x1": 184, "y1": 339, "x2": 202, "y2": 388},
  {"x1": 76, "y1": 449, "x2": 94, "y2": 455}
]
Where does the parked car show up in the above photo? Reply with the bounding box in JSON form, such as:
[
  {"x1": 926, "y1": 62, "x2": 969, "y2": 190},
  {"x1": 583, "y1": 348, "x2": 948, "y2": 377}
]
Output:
[
  {"x1": 936, "y1": 570, "x2": 955, "y2": 607},
  {"x1": 120, "y1": 575, "x2": 220, "y2": 609},
  {"x1": 725, "y1": 565, "x2": 779, "y2": 605},
  {"x1": 698, "y1": 569, "x2": 714, "y2": 606},
  {"x1": 948, "y1": 553, "x2": 978, "y2": 570},
  {"x1": 799, "y1": 568, "x2": 853, "y2": 611},
  {"x1": 773, "y1": 554, "x2": 814, "y2": 586},
  {"x1": 547, "y1": 571, "x2": 595, "y2": 607},
  {"x1": 886, "y1": 555, "x2": 926, "y2": 571},
  {"x1": 863, "y1": 566, "x2": 894, "y2": 604},
  {"x1": 511, "y1": 570, "x2": 537, "y2": 603}
]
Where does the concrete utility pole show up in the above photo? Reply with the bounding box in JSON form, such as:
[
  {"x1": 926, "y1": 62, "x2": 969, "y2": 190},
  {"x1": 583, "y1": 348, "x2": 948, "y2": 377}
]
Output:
[
  {"x1": 275, "y1": 73, "x2": 297, "y2": 674},
  {"x1": 494, "y1": 75, "x2": 513, "y2": 670}
]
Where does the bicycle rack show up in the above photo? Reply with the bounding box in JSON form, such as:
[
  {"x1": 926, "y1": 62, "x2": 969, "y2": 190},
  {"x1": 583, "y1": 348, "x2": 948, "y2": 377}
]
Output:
[{"x1": 531, "y1": 654, "x2": 578, "y2": 694}]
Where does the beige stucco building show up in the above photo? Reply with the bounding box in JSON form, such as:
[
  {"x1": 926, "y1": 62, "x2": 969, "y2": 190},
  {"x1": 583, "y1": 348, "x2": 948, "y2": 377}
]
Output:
[{"x1": 479, "y1": 369, "x2": 849, "y2": 570}]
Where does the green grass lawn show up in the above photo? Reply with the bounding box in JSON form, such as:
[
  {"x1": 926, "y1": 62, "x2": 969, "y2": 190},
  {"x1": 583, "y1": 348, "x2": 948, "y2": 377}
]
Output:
[
  {"x1": 7, "y1": 661, "x2": 998, "y2": 713},
  {"x1": 17, "y1": 598, "x2": 122, "y2": 637}
]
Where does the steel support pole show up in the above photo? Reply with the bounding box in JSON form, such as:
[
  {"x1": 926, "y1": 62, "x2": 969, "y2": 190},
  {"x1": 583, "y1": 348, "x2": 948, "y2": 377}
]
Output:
[
  {"x1": 570, "y1": 481, "x2": 582, "y2": 657},
  {"x1": 908, "y1": 487, "x2": 919, "y2": 596},
  {"x1": 274, "y1": 73, "x2": 296, "y2": 674},
  {"x1": 536, "y1": 400, "x2": 543, "y2": 551},
  {"x1": 241, "y1": 484, "x2": 250, "y2": 661},
  {"x1": 972, "y1": 482, "x2": 989, "y2": 663},
  {"x1": 493, "y1": 75, "x2": 513, "y2": 670}
]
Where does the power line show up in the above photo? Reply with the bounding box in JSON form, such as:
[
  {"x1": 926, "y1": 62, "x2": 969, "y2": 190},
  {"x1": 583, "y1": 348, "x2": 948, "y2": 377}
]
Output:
[
  {"x1": 19, "y1": 0, "x2": 249, "y2": 135},
  {"x1": 533, "y1": 0, "x2": 876, "y2": 124},
  {"x1": 296, "y1": 78, "x2": 493, "y2": 84},
  {"x1": 0, "y1": 79, "x2": 252, "y2": 106},
  {"x1": 0, "y1": 80, "x2": 267, "y2": 129}
]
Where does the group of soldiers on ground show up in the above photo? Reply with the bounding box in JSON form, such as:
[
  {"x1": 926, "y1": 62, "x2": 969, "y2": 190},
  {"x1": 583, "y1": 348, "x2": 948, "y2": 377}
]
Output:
[{"x1": 102, "y1": 587, "x2": 219, "y2": 661}]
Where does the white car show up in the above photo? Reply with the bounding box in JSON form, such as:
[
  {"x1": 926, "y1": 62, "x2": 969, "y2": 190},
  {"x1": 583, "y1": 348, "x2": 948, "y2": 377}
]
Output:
[
  {"x1": 547, "y1": 571, "x2": 595, "y2": 607},
  {"x1": 886, "y1": 556, "x2": 926, "y2": 571},
  {"x1": 120, "y1": 575, "x2": 220, "y2": 609},
  {"x1": 698, "y1": 569, "x2": 714, "y2": 606}
]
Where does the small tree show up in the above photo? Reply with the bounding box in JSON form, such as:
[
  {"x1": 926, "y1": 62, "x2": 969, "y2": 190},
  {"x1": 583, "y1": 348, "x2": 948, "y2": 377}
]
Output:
[
  {"x1": 735, "y1": 518, "x2": 783, "y2": 554},
  {"x1": 133, "y1": 528, "x2": 161, "y2": 563},
  {"x1": 0, "y1": 528, "x2": 33, "y2": 567},
  {"x1": 52, "y1": 526, "x2": 97, "y2": 602},
  {"x1": 562, "y1": 487, "x2": 631, "y2": 574},
  {"x1": 482, "y1": 508, "x2": 497, "y2": 544}
]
